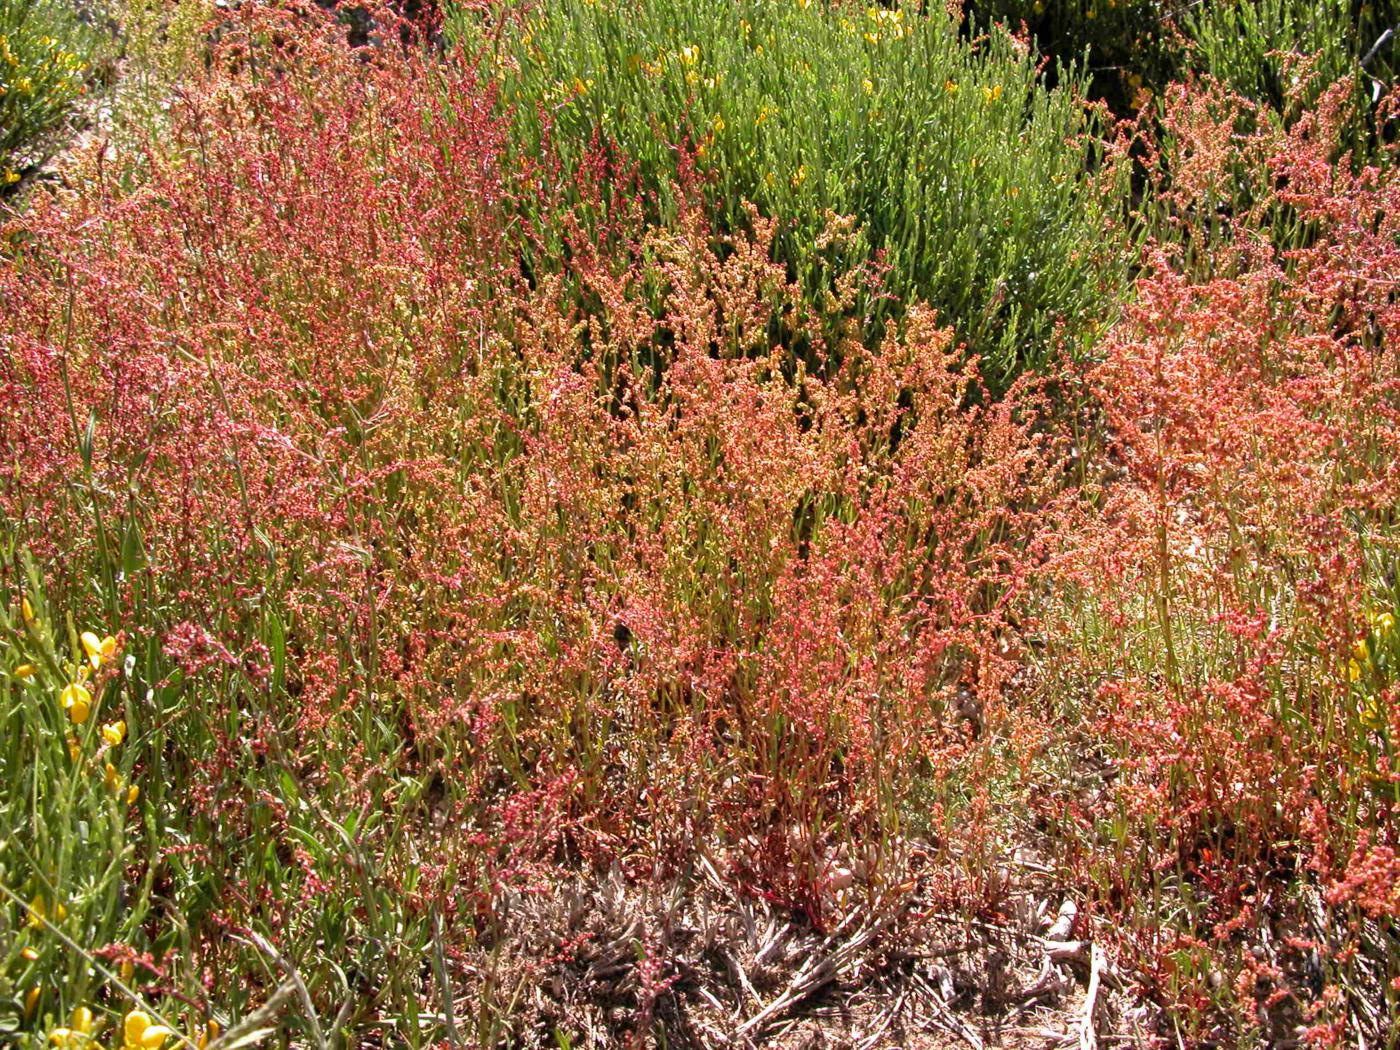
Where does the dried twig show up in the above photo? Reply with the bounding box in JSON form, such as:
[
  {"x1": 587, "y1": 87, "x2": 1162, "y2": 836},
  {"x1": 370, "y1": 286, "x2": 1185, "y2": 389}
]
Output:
[{"x1": 1079, "y1": 942, "x2": 1106, "y2": 1050}]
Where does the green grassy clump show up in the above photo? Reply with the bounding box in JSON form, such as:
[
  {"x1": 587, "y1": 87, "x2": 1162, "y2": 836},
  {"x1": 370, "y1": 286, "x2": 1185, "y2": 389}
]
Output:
[
  {"x1": 0, "y1": 555, "x2": 157, "y2": 1042},
  {"x1": 967, "y1": 1, "x2": 1399, "y2": 111},
  {"x1": 1183, "y1": 0, "x2": 1396, "y2": 113},
  {"x1": 0, "y1": 0, "x2": 99, "y2": 186},
  {"x1": 461, "y1": 0, "x2": 1132, "y2": 390}
]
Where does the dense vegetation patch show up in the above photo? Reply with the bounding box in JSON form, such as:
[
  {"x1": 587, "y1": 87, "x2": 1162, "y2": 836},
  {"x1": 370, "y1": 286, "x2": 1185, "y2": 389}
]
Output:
[
  {"x1": 1, "y1": 1, "x2": 1399, "y2": 1047},
  {"x1": 460, "y1": 0, "x2": 1132, "y2": 390}
]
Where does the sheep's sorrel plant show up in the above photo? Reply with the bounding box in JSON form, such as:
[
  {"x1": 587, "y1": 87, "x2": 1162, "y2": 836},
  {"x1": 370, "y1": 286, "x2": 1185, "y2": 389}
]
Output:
[
  {"x1": 8, "y1": 0, "x2": 1400, "y2": 1041},
  {"x1": 461, "y1": 0, "x2": 1133, "y2": 391},
  {"x1": 0, "y1": 1, "x2": 1065, "y2": 1042},
  {"x1": 1037, "y1": 79, "x2": 1400, "y2": 1045}
]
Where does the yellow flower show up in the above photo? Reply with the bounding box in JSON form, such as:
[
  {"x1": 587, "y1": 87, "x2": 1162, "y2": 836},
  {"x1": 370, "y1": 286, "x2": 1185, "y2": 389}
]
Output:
[
  {"x1": 124, "y1": 1011, "x2": 151, "y2": 1047},
  {"x1": 712, "y1": 114, "x2": 725, "y2": 133},
  {"x1": 944, "y1": 79, "x2": 958, "y2": 95},
  {"x1": 81, "y1": 632, "x2": 117, "y2": 670},
  {"x1": 26, "y1": 896, "x2": 65, "y2": 929},
  {"x1": 862, "y1": 77, "x2": 874, "y2": 94},
  {"x1": 1361, "y1": 698, "x2": 1384, "y2": 730},
  {"x1": 15, "y1": 663, "x2": 35, "y2": 680},
  {"x1": 1378, "y1": 612, "x2": 1396, "y2": 635},
  {"x1": 22, "y1": 596, "x2": 35, "y2": 623},
  {"x1": 1354, "y1": 638, "x2": 1370, "y2": 662},
  {"x1": 196, "y1": 1021, "x2": 220, "y2": 1050},
  {"x1": 67, "y1": 733, "x2": 80, "y2": 761},
  {"x1": 798, "y1": 0, "x2": 811, "y2": 8},
  {"x1": 571, "y1": 77, "x2": 591, "y2": 96},
  {"x1": 124, "y1": 1012, "x2": 174, "y2": 1049},
  {"x1": 983, "y1": 84, "x2": 1003, "y2": 103},
  {"x1": 25, "y1": 986, "x2": 40, "y2": 1018},
  {"x1": 791, "y1": 165, "x2": 807, "y2": 188},
  {"x1": 127, "y1": 784, "x2": 141, "y2": 804},
  {"x1": 1349, "y1": 658, "x2": 1363, "y2": 681},
  {"x1": 49, "y1": 1006, "x2": 96, "y2": 1046},
  {"x1": 679, "y1": 44, "x2": 699, "y2": 66},
  {"x1": 61, "y1": 682, "x2": 92, "y2": 725},
  {"x1": 103, "y1": 719, "x2": 127, "y2": 747},
  {"x1": 21, "y1": 946, "x2": 39, "y2": 961}
]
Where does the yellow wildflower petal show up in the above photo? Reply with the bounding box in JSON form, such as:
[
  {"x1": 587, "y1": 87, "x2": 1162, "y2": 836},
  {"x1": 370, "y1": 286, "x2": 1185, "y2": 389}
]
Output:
[
  {"x1": 15, "y1": 663, "x2": 35, "y2": 680},
  {"x1": 61, "y1": 681, "x2": 92, "y2": 710},
  {"x1": 103, "y1": 720, "x2": 126, "y2": 747},
  {"x1": 141, "y1": 1025, "x2": 175, "y2": 1048},
  {"x1": 21, "y1": 946, "x2": 39, "y2": 961},
  {"x1": 71, "y1": 1006, "x2": 94, "y2": 1034},
  {"x1": 124, "y1": 1011, "x2": 152, "y2": 1048},
  {"x1": 81, "y1": 631, "x2": 104, "y2": 669}
]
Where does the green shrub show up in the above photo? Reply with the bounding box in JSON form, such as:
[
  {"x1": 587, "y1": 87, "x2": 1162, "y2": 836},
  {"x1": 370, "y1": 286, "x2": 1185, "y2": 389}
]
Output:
[
  {"x1": 0, "y1": 0, "x2": 98, "y2": 186},
  {"x1": 1184, "y1": 0, "x2": 1391, "y2": 112},
  {"x1": 461, "y1": 0, "x2": 1131, "y2": 390},
  {"x1": 967, "y1": 1, "x2": 1398, "y2": 109}
]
